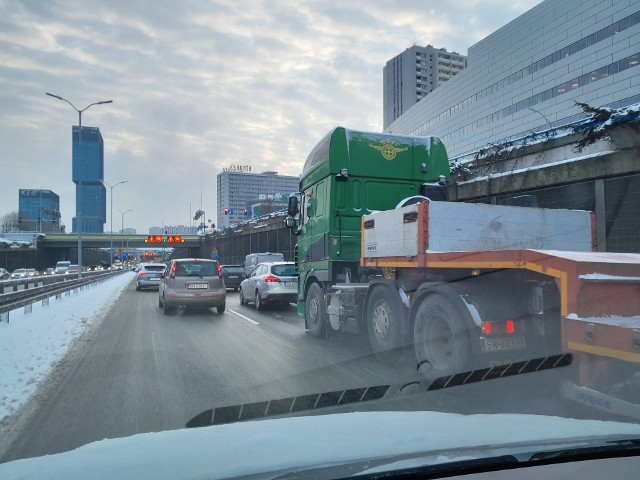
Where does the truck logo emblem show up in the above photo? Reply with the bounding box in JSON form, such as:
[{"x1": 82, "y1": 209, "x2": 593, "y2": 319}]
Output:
[{"x1": 369, "y1": 142, "x2": 408, "y2": 160}]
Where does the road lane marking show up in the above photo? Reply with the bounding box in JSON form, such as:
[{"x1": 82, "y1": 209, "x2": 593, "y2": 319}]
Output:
[{"x1": 228, "y1": 309, "x2": 260, "y2": 325}]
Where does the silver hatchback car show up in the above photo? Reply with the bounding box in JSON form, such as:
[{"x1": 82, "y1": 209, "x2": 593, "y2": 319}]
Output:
[
  {"x1": 159, "y1": 258, "x2": 226, "y2": 315},
  {"x1": 239, "y1": 262, "x2": 298, "y2": 310}
]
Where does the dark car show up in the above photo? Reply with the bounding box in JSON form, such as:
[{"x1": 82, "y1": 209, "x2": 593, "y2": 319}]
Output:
[{"x1": 221, "y1": 265, "x2": 244, "y2": 291}]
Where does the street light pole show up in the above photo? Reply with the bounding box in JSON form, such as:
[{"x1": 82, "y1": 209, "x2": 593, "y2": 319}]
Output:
[
  {"x1": 100, "y1": 180, "x2": 127, "y2": 268},
  {"x1": 46, "y1": 93, "x2": 113, "y2": 278},
  {"x1": 118, "y1": 208, "x2": 134, "y2": 249}
]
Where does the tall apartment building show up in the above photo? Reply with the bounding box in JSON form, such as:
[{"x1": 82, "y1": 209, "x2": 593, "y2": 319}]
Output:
[
  {"x1": 386, "y1": 0, "x2": 640, "y2": 159},
  {"x1": 18, "y1": 189, "x2": 61, "y2": 232},
  {"x1": 383, "y1": 45, "x2": 467, "y2": 129},
  {"x1": 71, "y1": 126, "x2": 106, "y2": 233},
  {"x1": 216, "y1": 170, "x2": 300, "y2": 229}
]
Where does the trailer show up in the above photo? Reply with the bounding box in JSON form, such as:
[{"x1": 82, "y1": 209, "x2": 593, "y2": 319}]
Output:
[{"x1": 285, "y1": 127, "x2": 640, "y2": 417}]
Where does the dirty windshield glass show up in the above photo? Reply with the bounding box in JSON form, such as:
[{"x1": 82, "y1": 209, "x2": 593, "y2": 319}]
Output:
[{"x1": 1, "y1": 1, "x2": 639, "y2": 479}]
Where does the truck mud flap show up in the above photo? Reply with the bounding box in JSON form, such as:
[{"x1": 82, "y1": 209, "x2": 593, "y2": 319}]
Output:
[{"x1": 562, "y1": 381, "x2": 640, "y2": 421}]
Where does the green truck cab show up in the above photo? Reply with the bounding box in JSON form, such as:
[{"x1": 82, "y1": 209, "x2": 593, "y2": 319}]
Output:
[{"x1": 285, "y1": 127, "x2": 450, "y2": 334}]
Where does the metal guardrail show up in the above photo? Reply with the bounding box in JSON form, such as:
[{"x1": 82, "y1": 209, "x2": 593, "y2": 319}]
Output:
[{"x1": 0, "y1": 270, "x2": 127, "y2": 322}]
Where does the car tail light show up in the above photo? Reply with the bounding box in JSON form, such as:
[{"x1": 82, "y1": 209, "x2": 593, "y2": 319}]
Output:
[
  {"x1": 139, "y1": 272, "x2": 148, "y2": 277},
  {"x1": 264, "y1": 276, "x2": 280, "y2": 283},
  {"x1": 170, "y1": 263, "x2": 176, "y2": 279},
  {"x1": 217, "y1": 263, "x2": 222, "y2": 278},
  {"x1": 481, "y1": 322, "x2": 492, "y2": 335}
]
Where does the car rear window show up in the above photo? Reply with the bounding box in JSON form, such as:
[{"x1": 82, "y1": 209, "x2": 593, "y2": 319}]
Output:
[
  {"x1": 222, "y1": 266, "x2": 244, "y2": 274},
  {"x1": 271, "y1": 265, "x2": 298, "y2": 276},
  {"x1": 144, "y1": 265, "x2": 166, "y2": 272},
  {"x1": 176, "y1": 262, "x2": 217, "y2": 276}
]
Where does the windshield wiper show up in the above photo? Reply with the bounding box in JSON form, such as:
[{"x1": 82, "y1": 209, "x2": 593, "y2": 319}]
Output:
[
  {"x1": 528, "y1": 437, "x2": 640, "y2": 462},
  {"x1": 186, "y1": 354, "x2": 572, "y2": 428},
  {"x1": 428, "y1": 353, "x2": 572, "y2": 391},
  {"x1": 187, "y1": 385, "x2": 391, "y2": 427}
]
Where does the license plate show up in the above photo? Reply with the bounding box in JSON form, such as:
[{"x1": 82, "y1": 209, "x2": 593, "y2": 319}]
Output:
[
  {"x1": 188, "y1": 283, "x2": 208, "y2": 289},
  {"x1": 481, "y1": 337, "x2": 526, "y2": 352},
  {"x1": 284, "y1": 281, "x2": 297, "y2": 287},
  {"x1": 228, "y1": 276, "x2": 239, "y2": 279}
]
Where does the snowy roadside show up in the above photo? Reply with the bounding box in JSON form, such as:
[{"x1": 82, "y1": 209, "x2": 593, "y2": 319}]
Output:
[{"x1": 0, "y1": 272, "x2": 135, "y2": 421}]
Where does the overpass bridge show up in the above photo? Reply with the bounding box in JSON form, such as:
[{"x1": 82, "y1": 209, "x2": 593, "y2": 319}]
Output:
[{"x1": 0, "y1": 233, "x2": 206, "y2": 271}]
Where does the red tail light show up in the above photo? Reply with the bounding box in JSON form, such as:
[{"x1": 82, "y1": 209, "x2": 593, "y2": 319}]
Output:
[
  {"x1": 481, "y1": 322, "x2": 492, "y2": 335},
  {"x1": 169, "y1": 263, "x2": 176, "y2": 279},
  {"x1": 217, "y1": 263, "x2": 222, "y2": 278},
  {"x1": 139, "y1": 272, "x2": 148, "y2": 277},
  {"x1": 264, "y1": 276, "x2": 280, "y2": 283}
]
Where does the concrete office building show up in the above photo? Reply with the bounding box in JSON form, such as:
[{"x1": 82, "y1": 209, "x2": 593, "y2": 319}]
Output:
[
  {"x1": 383, "y1": 45, "x2": 467, "y2": 129},
  {"x1": 386, "y1": 0, "x2": 640, "y2": 159},
  {"x1": 217, "y1": 170, "x2": 299, "y2": 229},
  {"x1": 71, "y1": 126, "x2": 106, "y2": 233}
]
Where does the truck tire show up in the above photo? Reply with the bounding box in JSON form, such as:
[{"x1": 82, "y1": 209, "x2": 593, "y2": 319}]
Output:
[
  {"x1": 413, "y1": 294, "x2": 471, "y2": 383},
  {"x1": 306, "y1": 283, "x2": 326, "y2": 337},
  {"x1": 367, "y1": 286, "x2": 404, "y2": 363}
]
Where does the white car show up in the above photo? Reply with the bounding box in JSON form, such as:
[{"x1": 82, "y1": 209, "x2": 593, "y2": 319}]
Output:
[{"x1": 239, "y1": 262, "x2": 298, "y2": 310}]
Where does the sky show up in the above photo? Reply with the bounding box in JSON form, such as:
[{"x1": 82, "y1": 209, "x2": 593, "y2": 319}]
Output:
[{"x1": 0, "y1": 0, "x2": 543, "y2": 233}]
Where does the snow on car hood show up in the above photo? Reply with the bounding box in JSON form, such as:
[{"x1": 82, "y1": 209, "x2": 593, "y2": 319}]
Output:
[{"x1": 1, "y1": 411, "x2": 639, "y2": 479}]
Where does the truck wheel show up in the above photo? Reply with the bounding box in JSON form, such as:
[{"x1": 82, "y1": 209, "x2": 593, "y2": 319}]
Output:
[
  {"x1": 413, "y1": 295, "x2": 471, "y2": 383},
  {"x1": 306, "y1": 283, "x2": 326, "y2": 338},
  {"x1": 367, "y1": 287, "x2": 404, "y2": 363}
]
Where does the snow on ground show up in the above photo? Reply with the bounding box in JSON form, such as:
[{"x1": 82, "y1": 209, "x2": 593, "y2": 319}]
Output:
[{"x1": 0, "y1": 272, "x2": 134, "y2": 421}]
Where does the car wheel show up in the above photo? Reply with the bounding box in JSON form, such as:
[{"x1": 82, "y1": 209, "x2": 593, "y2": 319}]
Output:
[
  {"x1": 217, "y1": 304, "x2": 226, "y2": 314},
  {"x1": 163, "y1": 300, "x2": 174, "y2": 316},
  {"x1": 239, "y1": 288, "x2": 246, "y2": 305},
  {"x1": 255, "y1": 291, "x2": 264, "y2": 311},
  {"x1": 158, "y1": 295, "x2": 163, "y2": 308}
]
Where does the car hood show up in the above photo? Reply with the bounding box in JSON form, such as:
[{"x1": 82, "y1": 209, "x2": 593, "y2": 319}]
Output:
[{"x1": 1, "y1": 411, "x2": 639, "y2": 479}]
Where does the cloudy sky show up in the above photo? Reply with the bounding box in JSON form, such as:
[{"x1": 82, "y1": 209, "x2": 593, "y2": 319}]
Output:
[{"x1": 0, "y1": 0, "x2": 543, "y2": 233}]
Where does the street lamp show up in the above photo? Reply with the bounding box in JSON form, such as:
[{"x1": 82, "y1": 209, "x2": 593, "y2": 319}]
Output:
[
  {"x1": 118, "y1": 208, "x2": 134, "y2": 249},
  {"x1": 100, "y1": 180, "x2": 128, "y2": 268},
  {"x1": 46, "y1": 93, "x2": 113, "y2": 278}
]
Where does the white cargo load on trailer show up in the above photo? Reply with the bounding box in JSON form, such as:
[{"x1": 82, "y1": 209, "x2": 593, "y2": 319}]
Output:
[{"x1": 362, "y1": 201, "x2": 593, "y2": 258}]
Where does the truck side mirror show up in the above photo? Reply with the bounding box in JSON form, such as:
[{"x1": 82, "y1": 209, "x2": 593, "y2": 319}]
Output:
[
  {"x1": 287, "y1": 193, "x2": 300, "y2": 216},
  {"x1": 285, "y1": 217, "x2": 297, "y2": 229}
]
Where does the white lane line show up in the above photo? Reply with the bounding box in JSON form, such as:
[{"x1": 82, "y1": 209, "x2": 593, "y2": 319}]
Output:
[{"x1": 228, "y1": 309, "x2": 260, "y2": 325}]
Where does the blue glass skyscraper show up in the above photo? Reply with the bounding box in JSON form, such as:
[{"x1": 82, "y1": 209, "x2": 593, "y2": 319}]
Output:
[
  {"x1": 71, "y1": 126, "x2": 106, "y2": 233},
  {"x1": 18, "y1": 189, "x2": 60, "y2": 232}
]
